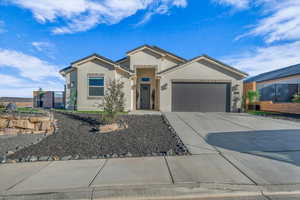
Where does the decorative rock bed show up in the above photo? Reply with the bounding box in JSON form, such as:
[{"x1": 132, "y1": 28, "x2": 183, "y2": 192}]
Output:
[
  {"x1": 0, "y1": 111, "x2": 56, "y2": 163},
  {"x1": 2, "y1": 111, "x2": 190, "y2": 164}
]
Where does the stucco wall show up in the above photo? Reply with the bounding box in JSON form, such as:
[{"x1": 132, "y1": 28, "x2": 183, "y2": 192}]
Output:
[
  {"x1": 73, "y1": 60, "x2": 131, "y2": 111},
  {"x1": 160, "y1": 57, "x2": 180, "y2": 72},
  {"x1": 64, "y1": 73, "x2": 71, "y2": 109},
  {"x1": 159, "y1": 60, "x2": 244, "y2": 112},
  {"x1": 129, "y1": 50, "x2": 178, "y2": 72},
  {"x1": 75, "y1": 60, "x2": 115, "y2": 111},
  {"x1": 115, "y1": 69, "x2": 131, "y2": 111}
]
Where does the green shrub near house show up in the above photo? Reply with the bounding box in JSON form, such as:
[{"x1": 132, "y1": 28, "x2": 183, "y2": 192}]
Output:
[{"x1": 292, "y1": 92, "x2": 300, "y2": 103}]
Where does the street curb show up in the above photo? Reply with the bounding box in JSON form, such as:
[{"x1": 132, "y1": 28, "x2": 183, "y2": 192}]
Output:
[{"x1": 2, "y1": 184, "x2": 300, "y2": 200}]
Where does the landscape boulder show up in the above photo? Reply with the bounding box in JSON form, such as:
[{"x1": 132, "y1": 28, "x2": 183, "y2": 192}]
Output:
[
  {"x1": 5, "y1": 103, "x2": 17, "y2": 112},
  {"x1": 0, "y1": 119, "x2": 8, "y2": 129}
]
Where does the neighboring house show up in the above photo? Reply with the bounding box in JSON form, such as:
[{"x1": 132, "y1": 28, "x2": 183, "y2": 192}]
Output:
[
  {"x1": 33, "y1": 91, "x2": 65, "y2": 109},
  {"x1": 59, "y1": 45, "x2": 248, "y2": 112},
  {"x1": 244, "y1": 63, "x2": 300, "y2": 114},
  {"x1": 0, "y1": 97, "x2": 33, "y2": 108}
]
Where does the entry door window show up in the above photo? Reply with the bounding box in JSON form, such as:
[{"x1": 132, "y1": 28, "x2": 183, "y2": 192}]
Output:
[{"x1": 88, "y1": 77, "x2": 104, "y2": 96}]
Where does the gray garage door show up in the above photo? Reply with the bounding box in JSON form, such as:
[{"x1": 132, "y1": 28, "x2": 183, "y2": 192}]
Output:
[{"x1": 172, "y1": 82, "x2": 231, "y2": 112}]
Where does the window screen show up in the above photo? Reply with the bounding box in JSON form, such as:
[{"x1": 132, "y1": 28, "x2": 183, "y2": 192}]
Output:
[{"x1": 88, "y1": 77, "x2": 104, "y2": 96}]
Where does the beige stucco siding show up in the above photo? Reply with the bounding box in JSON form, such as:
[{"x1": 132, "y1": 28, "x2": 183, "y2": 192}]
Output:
[
  {"x1": 115, "y1": 69, "x2": 131, "y2": 111},
  {"x1": 159, "y1": 60, "x2": 243, "y2": 112},
  {"x1": 75, "y1": 60, "x2": 115, "y2": 111},
  {"x1": 64, "y1": 73, "x2": 71, "y2": 109},
  {"x1": 160, "y1": 57, "x2": 179, "y2": 72},
  {"x1": 129, "y1": 50, "x2": 178, "y2": 72}
]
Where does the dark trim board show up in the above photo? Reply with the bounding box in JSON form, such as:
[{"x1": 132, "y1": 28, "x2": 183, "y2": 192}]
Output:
[{"x1": 171, "y1": 82, "x2": 231, "y2": 112}]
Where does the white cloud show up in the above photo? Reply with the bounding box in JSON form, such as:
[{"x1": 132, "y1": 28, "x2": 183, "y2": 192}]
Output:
[
  {"x1": 0, "y1": 49, "x2": 63, "y2": 97},
  {"x1": 0, "y1": 74, "x2": 63, "y2": 97},
  {"x1": 219, "y1": 0, "x2": 300, "y2": 43},
  {"x1": 8, "y1": 0, "x2": 187, "y2": 34},
  {"x1": 31, "y1": 41, "x2": 56, "y2": 59},
  {"x1": 224, "y1": 41, "x2": 300, "y2": 76},
  {"x1": 248, "y1": 1, "x2": 300, "y2": 43},
  {"x1": 214, "y1": 0, "x2": 250, "y2": 9},
  {"x1": 172, "y1": 0, "x2": 187, "y2": 7},
  {"x1": 215, "y1": 0, "x2": 300, "y2": 76},
  {"x1": 31, "y1": 41, "x2": 53, "y2": 52},
  {"x1": 0, "y1": 49, "x2": 59, "y2": 81},
  {"x1": 0, "y1": 74, "x2": 26, "y2": 87},
  {"x1": 136, "y1": 0, "x2": 187, "y2": 25}
]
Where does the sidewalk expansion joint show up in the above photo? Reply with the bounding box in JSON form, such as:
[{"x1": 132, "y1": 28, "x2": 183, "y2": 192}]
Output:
[
  {"x1": 219, "y1": 153, "x2": 258, "y2": 186},
  {"x1": 90, "y1": 187, "x2": 95, "y2": 200},
  {"x1": 5, "y1": 161, "x2": 53, "y2": 191},
  {"x1": 88, "y1": 159, "x2": 108, "y2": 187},
  {"x1": 164, "y1": 156, "x2": 175, "y2": 184},
  {"x1": 261, "y1": 191, "x2": 273, "y2": 200},
  {"x1": 176, "y1": 113, "x2": 259, "y2": 186}
]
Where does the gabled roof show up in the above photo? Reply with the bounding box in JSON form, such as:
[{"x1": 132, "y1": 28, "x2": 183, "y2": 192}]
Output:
[
  {"x1": 244, "y1": 63, "x2": 300, "y2": 83},
  {"x1": 71, "y1": 53, "x2": 115, "y2": 66},
  {"x1": 127, "y1": 44, "x2": 186, "y2": 63},
  {"x1": 59, "y1": 45, "x2": 248, "y2": 78},
  {"x1": 158, "y1": 54, "x2": 248, "y2": 78},
  {"x1": 115, "y1": 57, "x2": 128, "y2": 63},
  {"x1": 60, "y1": 53, "x2": 133, "y2": 75},
  {"x1": 59, "y1": 66, "x2": 72, "y2": 73}
]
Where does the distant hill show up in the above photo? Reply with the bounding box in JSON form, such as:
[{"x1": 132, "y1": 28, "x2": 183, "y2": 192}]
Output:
[{"x1": 0, "y1": 97, "x2": 33, "y2": 102}]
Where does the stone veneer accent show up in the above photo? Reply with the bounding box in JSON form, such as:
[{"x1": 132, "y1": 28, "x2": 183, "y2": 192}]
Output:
[{"x1": 0, "y1": 112, "x2": 55, "y2": 135}]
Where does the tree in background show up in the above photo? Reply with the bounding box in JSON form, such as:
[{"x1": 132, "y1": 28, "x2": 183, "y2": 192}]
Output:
[{"x1": 37, "y1": 87, "x2": 45, "y2": 107}]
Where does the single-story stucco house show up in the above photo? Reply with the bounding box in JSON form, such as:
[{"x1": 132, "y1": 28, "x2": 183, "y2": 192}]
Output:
[
  {"x1": 244, "y1": 63, "x2": 300, "y2": 114},
  {"x1": 59, "y1": 45, "x2": 248, "y2": 112}
]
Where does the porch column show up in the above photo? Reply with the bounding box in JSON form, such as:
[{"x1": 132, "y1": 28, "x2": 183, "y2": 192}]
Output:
[
  {"x1": 131, "y1": 76, "x2": 137, "y2": 111},
  {"x1": 155, "y1": 77, "x2": 161, "y2": 111}
]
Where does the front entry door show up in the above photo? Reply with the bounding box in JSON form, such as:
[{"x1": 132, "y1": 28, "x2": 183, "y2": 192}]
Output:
[{"x1": 140, "y1": 84, "x2": 151, "y2": 109}]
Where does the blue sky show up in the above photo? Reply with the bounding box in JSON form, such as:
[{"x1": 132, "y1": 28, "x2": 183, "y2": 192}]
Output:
[{"x1": 1, "y1": 0, "x2": 300, "y2": 97}]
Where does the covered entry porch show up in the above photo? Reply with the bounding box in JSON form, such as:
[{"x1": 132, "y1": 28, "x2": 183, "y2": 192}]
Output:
[{"x1": 131, "y1": 68, "x2": 160, "y2": 111}]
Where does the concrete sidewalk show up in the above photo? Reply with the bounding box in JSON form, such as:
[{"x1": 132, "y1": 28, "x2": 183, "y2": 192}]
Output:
[
  {"x1": 0, "y1": 156, "x2": 300, "y2": 199},
  {"x1": 1, "y1": 112, "x2": 300, "y2": 199}
]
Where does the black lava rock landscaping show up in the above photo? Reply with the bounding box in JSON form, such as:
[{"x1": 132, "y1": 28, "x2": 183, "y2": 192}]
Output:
[
  {"x1": 6, "y1": 112, "x2": 189, "y2": 163},
  {"x1": 0, "y1": 134, "x2": 47, "y2": 164}
]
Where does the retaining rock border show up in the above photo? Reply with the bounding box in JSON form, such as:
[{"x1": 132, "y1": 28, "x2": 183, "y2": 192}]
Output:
[{"x1": 1, "y1": 112, "x2": 190, "y2": 164}]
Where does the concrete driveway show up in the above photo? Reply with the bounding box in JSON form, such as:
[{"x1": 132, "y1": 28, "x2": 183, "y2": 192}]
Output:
[
  {"x1": 165, "y1": 112, "x2": 300, "y2": 185},
  {"x1": 1, "y1": 112, "x2": 300, "y2": 199}
]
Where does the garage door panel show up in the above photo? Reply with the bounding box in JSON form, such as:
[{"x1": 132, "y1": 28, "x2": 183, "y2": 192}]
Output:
[{"x1": 172, "y1": 82, "x2": 230, "y2": 112}]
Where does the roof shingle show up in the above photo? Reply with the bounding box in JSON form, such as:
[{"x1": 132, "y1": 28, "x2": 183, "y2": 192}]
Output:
[{"x1": 244, "y1": 63, "x2": 300, "y2": 83}]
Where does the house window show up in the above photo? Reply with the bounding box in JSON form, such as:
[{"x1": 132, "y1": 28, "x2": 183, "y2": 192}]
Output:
[
  {"x1": 88, "y1": 77, "x2": 104, "y2": 96},
  {"x1": 259, "y1": 83, "x2": 299, "y2": 102},
  {"x1": 141, "y1": 77, "x2": 151, "y2": 82}
]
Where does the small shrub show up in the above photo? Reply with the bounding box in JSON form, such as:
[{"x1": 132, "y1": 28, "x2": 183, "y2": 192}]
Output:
[
  {"x1": 0, "y1": 103, "x2": 5, "y2": 109},
  {"x1": 101, "y1": 79, "x2": 125, "y2": 124},
  {"x1": 247, "y1": 90, "x2": 260, "y2": 105},
  {"x1": 292, "y1": 92, "x2": 300, "y2": 103}
]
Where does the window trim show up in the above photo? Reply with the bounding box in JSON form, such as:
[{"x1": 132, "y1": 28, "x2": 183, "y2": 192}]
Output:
[{"x1": 88, "y1": 76, "x2": 105, "y2": 97}]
